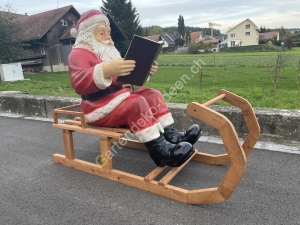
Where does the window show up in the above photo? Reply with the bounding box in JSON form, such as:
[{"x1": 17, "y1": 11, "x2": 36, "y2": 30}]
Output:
[
  {"x1": 40, "y1": 46, "x2": 46, "y2": 55},
  {"x1": 245, "y1": 32, "x2": 250, "y2": 36},
  {"x1": 61, "y1": 19, "x2": 67, "y2": 26},
  {"x1": 231, "y1": 33, "x2": 235, "y2": 38},
  {"x1": 245, "y1": 24, "x2": 250, "y2": 29},
  {"x1": 231, "y1": 41, "x2": 235, "y2": 47}
]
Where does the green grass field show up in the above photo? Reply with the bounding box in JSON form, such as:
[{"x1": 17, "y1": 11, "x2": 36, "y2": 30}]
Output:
[{"x1": 1, "y1": 48, "x2": 300, "y2": 109}]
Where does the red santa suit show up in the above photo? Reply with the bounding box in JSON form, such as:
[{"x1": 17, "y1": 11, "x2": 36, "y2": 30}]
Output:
[{"x1": 68, "y1": 45, "x2": 174, "y2": 143}]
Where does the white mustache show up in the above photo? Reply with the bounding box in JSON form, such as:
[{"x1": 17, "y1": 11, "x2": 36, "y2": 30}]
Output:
[{"x1": 101, "y1": 40, "x2": 114, "y2": 45}]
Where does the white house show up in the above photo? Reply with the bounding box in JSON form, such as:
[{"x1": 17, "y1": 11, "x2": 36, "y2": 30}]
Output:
[{"x1": 226, "y1": 18, "x2": 259, "y2": 47}]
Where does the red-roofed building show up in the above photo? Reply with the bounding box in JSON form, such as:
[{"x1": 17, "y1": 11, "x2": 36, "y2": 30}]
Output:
[
  {"x1": 259, "y1": 31, "x2": 279, "y2": 41},
  {"x1": 187, "y1": 31, "x2": 203, "y2": 44},
  {"x1": 144, "y1": 35, "x2": 161, "y2": 42}
]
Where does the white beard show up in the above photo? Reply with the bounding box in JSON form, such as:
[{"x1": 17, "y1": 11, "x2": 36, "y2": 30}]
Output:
[
  {"x1": 90, "y1": 39, "x2": 121, "y2": 62},
  {"x1": 74, "y1": 26, "x2": 121, "y2": 62}
]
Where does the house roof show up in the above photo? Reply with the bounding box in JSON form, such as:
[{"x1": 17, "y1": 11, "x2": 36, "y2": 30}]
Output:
[
  {"x1": 161, "y1": 34, "x2": 174, "y2": 45},
  {"x1": 144, "y1": 35, "x2": 161, "y2": 42},
  {"x1": 16, "y1": 5, "x2": 80, "y2": 41},
  {"x1": 213, "y1": 35, "x2": 224, "y2": 41},
  {"x1": 259, "y1": 31, "x2": 278, "y2": 39},
  {"x1": 189, "y1": 31, "x2": 202, "y2": 43},
  {"x1": 226, "y1": 18, "x2": 259, "y2": 33},
  {"x1": 203, "y1": 39, "x2": 221, "y2": 44},
  {"x1": 166, "y1": 33, "x2": 181, "y2": 41}
]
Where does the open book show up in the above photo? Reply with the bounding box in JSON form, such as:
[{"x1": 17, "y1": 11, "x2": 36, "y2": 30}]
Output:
[{"x1": 116, "y1": 35, "x2": 163, "y2": 86}]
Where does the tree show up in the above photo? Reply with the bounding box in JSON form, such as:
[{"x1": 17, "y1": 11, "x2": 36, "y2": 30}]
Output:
[
  {"x1": 174, "y1": 38, "x2": 184, "y2": 47},
  {"x1": 0, "y1": 4, "x2": 29, "y2": 64},
  {"x1": 177, "y1": 15, "x2": 185, "y2": 38},
  {"x1": 149, "y1": 26, "x2": 163, "y2": 35},
  {"x1": 101, "y1": 0, "x2": 143, "y2": 56},
  {"x1": 259, "y1": 25, "x2": 266, "y2": 33},
  {"x1": 184, "y1": 30, "x2": 191, "y2": 45}
]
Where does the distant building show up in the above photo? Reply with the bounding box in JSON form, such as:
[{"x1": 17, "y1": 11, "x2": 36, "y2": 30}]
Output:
[
  {"x1": 7, "y1": 5, "x2": 125, "y2": 72},
  {"x1": 144, "y1": 34, "x2": 183, "y2": 48},
  {"x1": 259, "y1": 31, "x2": 279, "y2": 41},
  {"x1": 188, "y1": 31, "x2": 203, "y2": 44},
  {"x1": 226, "y1": 18, "x2": 259, "y2": 47}
]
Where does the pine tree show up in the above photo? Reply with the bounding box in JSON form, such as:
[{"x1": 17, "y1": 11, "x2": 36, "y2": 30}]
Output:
[
  {"x1": 177, "y1": 15, "x2": 185, "y2": 38},
  {"x1": 101, "y1": 0, "x2": 143, "y2": 56}
]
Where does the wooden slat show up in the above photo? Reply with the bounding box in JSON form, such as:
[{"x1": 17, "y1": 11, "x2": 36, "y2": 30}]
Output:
[
  {"x1": 218, "y1": 122, "x2": 246, "y2": 166},
  {"x1": 192, "y1": 152, "x2": 230, "y2": 165},
  {"x1": 99, "y1": 136, "x2": 113, "y2": 170},
  {"x1": 158, "y1": 150, "x2": 198, "y2": 186},
  {"x1": 64, "y1": 120, "x2": 81, "y2": 126},
  {"x1": 187, "y1": 103, "x2": 228, "y2": 130},
  {"x1": 187, "y1": 188, "x2": 225, "y2": 204},
  {"x1": 218, "y1": 164, "x2": 246, "y2": 200},
  {"x1": 53, "y1": 123, "x2": 124, "y2": 138},
  {"x1": 54, "y1": 109, "x2": 83, "y2": 117},
  {"x1": 62, "y1": 129, "x2": 75, "y2": 160},
  {"x1": 111, "y1": 138, "x2": 148, "y2": 151},
  {"x1": 53, "y1": 104, "x2": 81, "y2": 111},
  {"x1": 218, "y1": 89, "x2": 260, "y2": 158},
  {"x1": 144, "y1": 166, "x2": 167, "y2": 182},
  {"x1": 53, "y1": 154, "x2": 190, "y2": 203},
  {"x1": 203, "y1": 94, "x2": 225, "y2": 107}
]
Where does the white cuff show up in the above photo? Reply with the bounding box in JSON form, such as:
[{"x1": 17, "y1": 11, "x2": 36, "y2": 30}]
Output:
[
  {"x1": 93, "y1": 63, "x2": 112, "y2": 89},
  {"x1": 157, "y1": 113, "x2": 174, "y2": 128},
  {"x1": 134, "y1": 123, "x2": 161, "y2": 143}
]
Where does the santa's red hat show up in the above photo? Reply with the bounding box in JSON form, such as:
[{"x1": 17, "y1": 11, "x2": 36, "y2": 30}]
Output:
[{"x1": 70, "y1": 10, "x2": 110, "y2": 38}]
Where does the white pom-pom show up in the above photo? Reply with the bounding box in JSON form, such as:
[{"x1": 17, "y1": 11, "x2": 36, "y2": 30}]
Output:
[{"x1": 70, "y1": 28, "x2": 78, "y2": 38}]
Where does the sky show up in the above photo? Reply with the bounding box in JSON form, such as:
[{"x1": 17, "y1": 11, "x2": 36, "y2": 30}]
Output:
[{"x1": 1, "y1": 0, "x2": 299, "y2": 33}]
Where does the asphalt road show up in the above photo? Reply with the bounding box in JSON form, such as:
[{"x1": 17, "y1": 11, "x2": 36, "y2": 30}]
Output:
[{"x1": 1, "y1": 116, "x2": 300, "y2": 225}]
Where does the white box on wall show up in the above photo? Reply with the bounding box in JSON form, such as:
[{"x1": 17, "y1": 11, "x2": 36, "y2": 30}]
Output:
[{"x1": 0, "y1": 63, "x2": 24, "y2": 82}]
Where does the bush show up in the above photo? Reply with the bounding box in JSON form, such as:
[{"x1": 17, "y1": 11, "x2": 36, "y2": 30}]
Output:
[
  {"x1": 188, "y1": 41, "x2": 213, "y2": 54},
  {"x1": 220, "y1": 44, "x2": 278, "y2": 53}
]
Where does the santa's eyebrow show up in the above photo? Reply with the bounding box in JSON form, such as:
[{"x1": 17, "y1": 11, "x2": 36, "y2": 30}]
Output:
[{"x1": 98, "y1": 25, "x2": 111, "y2": 30}]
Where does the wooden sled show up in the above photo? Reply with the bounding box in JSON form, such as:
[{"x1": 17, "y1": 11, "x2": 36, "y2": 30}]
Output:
[{"x1": 52, "y1": 89, "x2": 260, "y2": 204}]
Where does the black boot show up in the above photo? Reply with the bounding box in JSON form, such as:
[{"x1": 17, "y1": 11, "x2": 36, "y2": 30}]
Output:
[
  {"x1": 144, "y1": 134, "x2": 194, "y2": 167},
  {"x1": 163, "y1": 124, "x2": 202, "y2": 145}
]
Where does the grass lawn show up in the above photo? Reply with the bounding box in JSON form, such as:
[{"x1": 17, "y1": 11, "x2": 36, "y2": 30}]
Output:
[{"x1": 1, "y1": 48, "x2": 300, "y2": 109}]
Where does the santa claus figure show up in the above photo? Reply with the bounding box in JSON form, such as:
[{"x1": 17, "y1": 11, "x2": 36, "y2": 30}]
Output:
[{"x1": 68, "y1": 9, "x2": 202, "y2": 167}]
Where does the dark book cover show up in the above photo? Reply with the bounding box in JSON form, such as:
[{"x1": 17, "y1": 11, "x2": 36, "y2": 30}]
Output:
[{"x1": 116, "y1": 35, "x2": 163, "y2": 86}]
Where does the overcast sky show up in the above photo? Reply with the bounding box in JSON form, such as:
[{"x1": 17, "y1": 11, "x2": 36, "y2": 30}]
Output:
[{"x1": 2, "y1": 0, "x2": 299, "y2": 33}]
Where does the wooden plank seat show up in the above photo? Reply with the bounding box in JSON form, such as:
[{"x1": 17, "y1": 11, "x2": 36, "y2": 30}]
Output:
[{"x1": 52, "y1": 89, "x2": 260, "y2": 204}]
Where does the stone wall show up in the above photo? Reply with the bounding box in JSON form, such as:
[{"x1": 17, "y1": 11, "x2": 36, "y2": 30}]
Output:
[{"x1": 0, "y1": 91, "x2": 299, "y2": 146}]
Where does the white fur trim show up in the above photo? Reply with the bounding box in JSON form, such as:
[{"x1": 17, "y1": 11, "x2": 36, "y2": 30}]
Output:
[
  {"x1": 157, "y1": 113, "x2": 174, "y2": 128},
  {"x1": 70, "y1": 28, "x2": 78, "y2": 38},
  {"x1": 135, "y1": 123, "x2": 161, "y2": 143},
  {"x1": 78, "y1": 14, "x2": 109, "y2": 33},
  {"x1": 85, "y1": 92, "x2": 130, "y2": 123},
  {"x1": 93, "y1": 63, "x2": 112, "y2": 89},
  {"x1": 157, "y1": 122, "x2": 164, "y2": 133}
]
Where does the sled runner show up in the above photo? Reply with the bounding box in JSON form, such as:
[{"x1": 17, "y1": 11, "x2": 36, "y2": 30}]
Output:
[{"x1": 52, "y1": 89, "x2": 260, "y2": 204}]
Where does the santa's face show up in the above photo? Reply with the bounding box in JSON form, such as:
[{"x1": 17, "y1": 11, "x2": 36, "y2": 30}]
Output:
[{"x1": 93, "y1": 21, "x2": 112, "y2": 44}]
